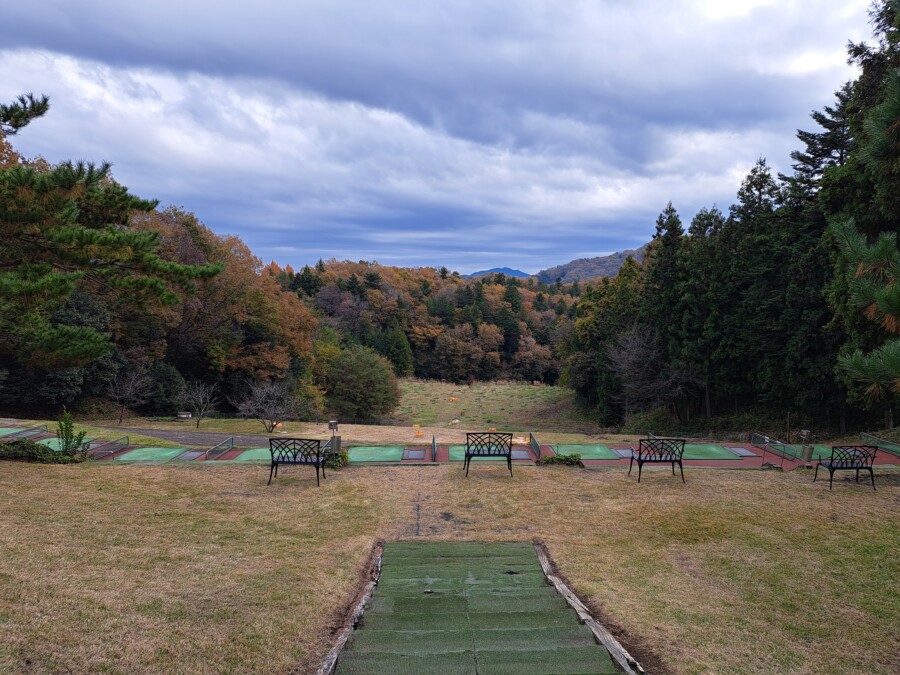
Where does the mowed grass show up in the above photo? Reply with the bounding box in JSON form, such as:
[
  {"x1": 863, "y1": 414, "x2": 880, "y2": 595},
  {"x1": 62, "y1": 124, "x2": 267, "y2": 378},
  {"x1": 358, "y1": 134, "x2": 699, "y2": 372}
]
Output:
[
  {"x1": 0, "y1": 463, "x2": 897, "y2": 674},
  {"x1": 396, "y1": 379, "x2": 598, "y2": 432}
]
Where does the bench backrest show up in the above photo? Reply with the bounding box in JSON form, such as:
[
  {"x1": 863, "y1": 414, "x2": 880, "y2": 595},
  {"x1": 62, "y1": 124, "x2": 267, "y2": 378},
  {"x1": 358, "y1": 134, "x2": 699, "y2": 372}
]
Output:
[
  {"x1": 466, "y1": 432, "x2": 513, "y2": 457},
  {"x1": 269, "y1": 438, "x2": 323, "y2": 463},
  {"x1": 637, "y1": 438, "x2": 686, "y2": 460},
  {"x1": 829, "y1": 445, "x2": 877, "y2": 468}
]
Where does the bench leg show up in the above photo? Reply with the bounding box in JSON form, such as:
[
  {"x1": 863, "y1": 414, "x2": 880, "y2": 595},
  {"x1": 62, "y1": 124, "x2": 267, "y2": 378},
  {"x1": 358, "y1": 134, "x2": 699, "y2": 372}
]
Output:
[
  {"x1": 508, "y1": 455, "x2": 513, "y2": 477},
  {"x1": 828, "y1": 468, "x2": 835, "y2": 490},
  {"x1": 813, "y1": 464, "x2": 820, "y2": 483},
  {"x1": 314, "y1": 465, "x2": 320, "y2": 487},
  {"x1": 268, "y1": 462, "x2": 276, "y2": 486},
  {"x1": 464, "y1": 456, "x2": 470, "y2": 477},
  {"x1": 868, "y1": 468, "x2": 876, "y2": 491},
  {"x1": 855, "y1": 468, "x2": 860, "y2": 483},
  {"x1": 637, "y1": 461, "x2": 643, "y2": 483},
  {"x1": 678, "y1": 460, "x2": 685, "y2": 484},
  {"x1": 627, "y1": 456, "x2": 634, "y2": 476}
]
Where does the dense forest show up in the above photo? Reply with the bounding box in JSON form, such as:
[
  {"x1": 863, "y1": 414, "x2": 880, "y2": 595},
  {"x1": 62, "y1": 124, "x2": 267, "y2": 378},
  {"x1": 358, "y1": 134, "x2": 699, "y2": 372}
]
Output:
[
  {"x1": 565, "y1": 2, "x2": 900, "y2": 432},
  {"x1": 0, "y1": 2, "x2": 897, "y2": 431}
]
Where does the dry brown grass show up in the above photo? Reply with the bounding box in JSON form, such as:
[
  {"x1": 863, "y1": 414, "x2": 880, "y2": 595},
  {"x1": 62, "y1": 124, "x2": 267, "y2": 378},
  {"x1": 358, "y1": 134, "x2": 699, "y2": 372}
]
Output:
[{"x1": 0, "y1": 462, "x2": 897, "y2": 674}]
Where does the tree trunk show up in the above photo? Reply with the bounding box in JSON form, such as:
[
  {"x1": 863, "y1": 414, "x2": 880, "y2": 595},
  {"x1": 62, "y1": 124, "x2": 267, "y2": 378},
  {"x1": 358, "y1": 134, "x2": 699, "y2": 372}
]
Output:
[
  {"x1": 118, "y1": 403, "x2": 126, "y2": 425},
  {"x1": 704, "y1": 384, "x2": 711, "y2": 419},
  {"x1": 887, "y1": 405, "x2": 894, "y2": 430}
]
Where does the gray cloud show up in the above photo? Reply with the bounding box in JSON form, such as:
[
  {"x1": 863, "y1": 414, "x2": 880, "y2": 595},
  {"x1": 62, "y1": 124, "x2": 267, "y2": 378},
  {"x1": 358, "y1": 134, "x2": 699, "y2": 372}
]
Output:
[{"x1": 1, "y1": 1, "x2": 869, "y2": 273}]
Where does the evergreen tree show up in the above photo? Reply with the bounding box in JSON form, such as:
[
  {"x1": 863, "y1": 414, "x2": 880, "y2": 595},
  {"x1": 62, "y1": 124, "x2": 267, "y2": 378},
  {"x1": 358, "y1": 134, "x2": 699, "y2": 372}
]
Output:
[
  {"x1": 640, "y1": 202, "x2": 684, "y2": 362},
  {"x1": 0, "y1": 96, "x2": 221, "y2": 369}
]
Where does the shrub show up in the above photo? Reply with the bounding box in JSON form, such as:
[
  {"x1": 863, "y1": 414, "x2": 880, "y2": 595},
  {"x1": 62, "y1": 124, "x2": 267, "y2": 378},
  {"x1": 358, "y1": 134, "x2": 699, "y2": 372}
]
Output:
[
  {"x1": 56, "y1": 406, "x2": 88, "y2": 455},
  {"x1": 324, "y1": 449, "x2": 350, "y2": 470},
  {"x1": 0, "y1": 439, "x2": 83, "y2": 464},
  {"x1": 537, "y1": 452, "x2": 582, "y2": 466}
]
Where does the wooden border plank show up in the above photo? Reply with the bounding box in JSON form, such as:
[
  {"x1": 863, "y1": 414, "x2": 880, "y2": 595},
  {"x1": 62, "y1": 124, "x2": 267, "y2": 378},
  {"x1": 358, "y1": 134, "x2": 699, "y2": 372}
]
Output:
[{"x1": 535, "y1": 543, "x2": 645, "y2": 674}]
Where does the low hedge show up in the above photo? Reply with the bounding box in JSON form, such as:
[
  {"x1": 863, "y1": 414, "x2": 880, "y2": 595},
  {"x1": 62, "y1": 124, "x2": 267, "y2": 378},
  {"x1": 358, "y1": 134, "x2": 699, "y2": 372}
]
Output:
[
  {"x1": 0, "y1": 439, "x2": 84, "y2": 464},
  {"x1": 537, "y1": 452, "x2": 583, "y2": 466}
]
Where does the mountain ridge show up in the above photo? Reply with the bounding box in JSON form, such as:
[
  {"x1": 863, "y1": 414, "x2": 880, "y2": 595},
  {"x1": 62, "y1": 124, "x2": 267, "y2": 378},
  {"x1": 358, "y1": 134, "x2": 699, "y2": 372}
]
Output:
[{"x1": 534, "y1": 243, "x2": 650, "y2": 284}]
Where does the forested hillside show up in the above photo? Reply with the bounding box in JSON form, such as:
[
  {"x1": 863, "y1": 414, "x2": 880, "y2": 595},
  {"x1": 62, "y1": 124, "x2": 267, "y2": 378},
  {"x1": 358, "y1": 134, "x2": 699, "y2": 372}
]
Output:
[
  {"x1": 268, "y1": 261, "x2": 579, "y2": 385},
  {"x1": 535, "y1": 243, "x2": 649, "y2": 284}
]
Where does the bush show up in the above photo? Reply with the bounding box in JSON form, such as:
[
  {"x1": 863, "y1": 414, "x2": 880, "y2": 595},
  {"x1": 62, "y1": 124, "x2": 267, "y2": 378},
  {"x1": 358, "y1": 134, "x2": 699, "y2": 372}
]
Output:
[
  {"x1": 324, "y1": 449, "x2": 350, "y2": 470},
  {"x1": 0, "y1": 439, "x2": 83, "y2": 464},
  {"x1": 537, "y1": 452, "x2": 582, "y2": 466}
]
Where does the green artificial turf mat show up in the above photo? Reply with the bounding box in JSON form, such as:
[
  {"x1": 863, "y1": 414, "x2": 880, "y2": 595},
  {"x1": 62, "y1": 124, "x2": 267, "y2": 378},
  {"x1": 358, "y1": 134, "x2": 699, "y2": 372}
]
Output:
[
  {"x1": 472, "y1": 626, "x2": 596, "y2": 650},
  {"x1": 348, "y1": 446, "x2": 406, "y2": 462},
  {"x1": 337, "y1": 650, "x2": 475, "y2": 675},
  {"x1": 232, "y1": 447, "x2": 272, "y2": 461},
  {"x1": 682, "y1": 443, "x2": 742, "y2": 460},
  {"x1": 553, "y1": 444, "x2": 618, "y2": 460},
  {"x1": 785, "y1": 444, "x2": 835, "y2": 459},
  {"x1": 39, "y1": 437, "x2": 93, "y2": 452},
  {"x1": 476, "y1": 646, "x2": 618, "y2": 674},
  {"x1": 337, "y1": 541, "x2": 619, "y2": 675},
  {"x1": 0, "y1": 428, "x2": 21, "y2": 437},
  {"x1": 448, "y1": 445, "x2": 508, "y2": 461},
  {"x1": 114, "y1": 447, "x2": 186, "y2": 462},
  {"x1": 346, "y1": 629, "x2": 474, "y2": 654}
]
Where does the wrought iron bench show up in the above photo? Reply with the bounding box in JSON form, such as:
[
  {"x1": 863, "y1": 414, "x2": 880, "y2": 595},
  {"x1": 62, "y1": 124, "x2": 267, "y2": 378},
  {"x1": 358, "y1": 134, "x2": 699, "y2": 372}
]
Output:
[
  {"x1": 268, "y1": 438, "x2": 326, "y2": 486},
  {"x1": 464, "y1": 432, "x2": 514, "y2": 477},
  {"x1": 628, "y1": 438, "x2": 686, "y2": 483},
  {"x1": 814, "y1": 445, "x2": 877, "y2": 490}
]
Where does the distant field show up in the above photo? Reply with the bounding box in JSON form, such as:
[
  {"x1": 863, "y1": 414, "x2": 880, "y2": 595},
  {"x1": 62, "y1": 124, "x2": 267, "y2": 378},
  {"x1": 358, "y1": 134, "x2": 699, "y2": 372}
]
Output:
[
  {"x1": 0, "y1": 463, "x2": 896, "y2": 673},
  {"x1": 395, "y1": 380, "x2": 598, "y2": 432}
]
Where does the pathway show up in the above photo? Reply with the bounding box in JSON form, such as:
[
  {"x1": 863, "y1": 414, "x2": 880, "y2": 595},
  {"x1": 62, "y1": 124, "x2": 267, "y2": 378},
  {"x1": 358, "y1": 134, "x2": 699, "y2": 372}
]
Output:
[{"x1": 336, "y1": 542, "x2": 618, "y2": 674}]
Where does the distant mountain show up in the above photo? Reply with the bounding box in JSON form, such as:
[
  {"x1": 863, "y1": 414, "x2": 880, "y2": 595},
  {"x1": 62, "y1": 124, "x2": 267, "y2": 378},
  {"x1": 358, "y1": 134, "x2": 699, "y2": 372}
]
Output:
[
  {"x1": 535, "y1": 242, "x2": 650, "y2": 284},
  {"x1": 464, "y1": 267, "x2": 531, "y2": 279}
]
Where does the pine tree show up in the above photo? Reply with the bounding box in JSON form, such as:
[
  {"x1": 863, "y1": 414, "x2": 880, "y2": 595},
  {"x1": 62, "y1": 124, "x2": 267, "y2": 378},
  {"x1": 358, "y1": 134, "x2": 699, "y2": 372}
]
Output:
[{"x1": 0, "y1": 94, "x2": 221, "y2": 369}]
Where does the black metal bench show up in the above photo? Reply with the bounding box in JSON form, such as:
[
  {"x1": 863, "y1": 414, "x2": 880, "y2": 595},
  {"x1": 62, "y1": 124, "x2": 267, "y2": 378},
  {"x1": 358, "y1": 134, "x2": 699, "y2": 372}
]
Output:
[
  {"x1": 814, "y1": 445, "x2": 877, "y2": 490},
  {"x1": 464, "y1": 432, "x2": 514, "y2": 477},
  {"x1": 628, "y1": 438, "x2": 686, "y2": 483},
  {"x1": 268, "y1": 438, "x2": 326, "y2": 486}
]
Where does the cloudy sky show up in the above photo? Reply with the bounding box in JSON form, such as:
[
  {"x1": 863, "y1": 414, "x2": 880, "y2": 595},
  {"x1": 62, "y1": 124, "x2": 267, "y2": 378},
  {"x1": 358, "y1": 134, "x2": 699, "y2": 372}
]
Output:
[{"x1": 2, "y1": 1, "x2": 870, "y2": 274}]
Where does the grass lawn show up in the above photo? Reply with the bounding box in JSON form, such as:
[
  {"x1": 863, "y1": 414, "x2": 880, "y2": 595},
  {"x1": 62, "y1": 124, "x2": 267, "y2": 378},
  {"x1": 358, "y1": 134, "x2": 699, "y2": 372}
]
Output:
[
  {"x1": 0, "y1": 462, "x2": 897, "y2": 673},
  {"x1": 395, "y1": 379, "x2": 599, "y2": 432}
]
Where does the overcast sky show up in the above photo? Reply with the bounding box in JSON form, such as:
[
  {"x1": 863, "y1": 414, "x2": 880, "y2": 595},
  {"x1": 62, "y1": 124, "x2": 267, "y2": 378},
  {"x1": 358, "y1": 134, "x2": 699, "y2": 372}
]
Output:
[{"x1": 1, "y1": 0, "x2": 870, "y2": 274}]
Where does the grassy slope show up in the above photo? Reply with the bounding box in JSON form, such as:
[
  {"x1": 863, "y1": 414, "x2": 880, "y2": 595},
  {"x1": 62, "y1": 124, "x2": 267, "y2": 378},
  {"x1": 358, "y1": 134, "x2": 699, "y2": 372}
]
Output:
[
  {"x1": 395, "y1": 380, "x2": 598, "y2": 432},
  {"x1": 0, "y1": 463, "x2": 897, "y2": 674}
]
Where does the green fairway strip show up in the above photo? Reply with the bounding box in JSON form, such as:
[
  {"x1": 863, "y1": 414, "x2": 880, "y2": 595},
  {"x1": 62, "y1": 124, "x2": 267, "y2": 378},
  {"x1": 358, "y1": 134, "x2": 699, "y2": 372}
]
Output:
[
  {"x1": 349, "y1": 446, "x2": 406, "y2": 462},
  {"x1": 448, "y1": 445, "x2": 508, "y2": 461},
  {"x1": 0, "y1": 428, "x2": 21, "y2": 437},
  {"x1": 39, "y1": 437, "x2": 93, "y2": 452},
  {"x1": 682, "y1": 443, "x2": 742, "y2": 460},
  {"x1": 114, "y1": 447, "x2": 186, "y2": 462},
  {"x1": 232, "y1": 447, "x2": 271, "y2": 461},
  {"x1": 553, "y1": 444, "x2": 618, "y2": 460},
  {"x1": 335, "y1": 542, "x2": 617, "y2": 674}
]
